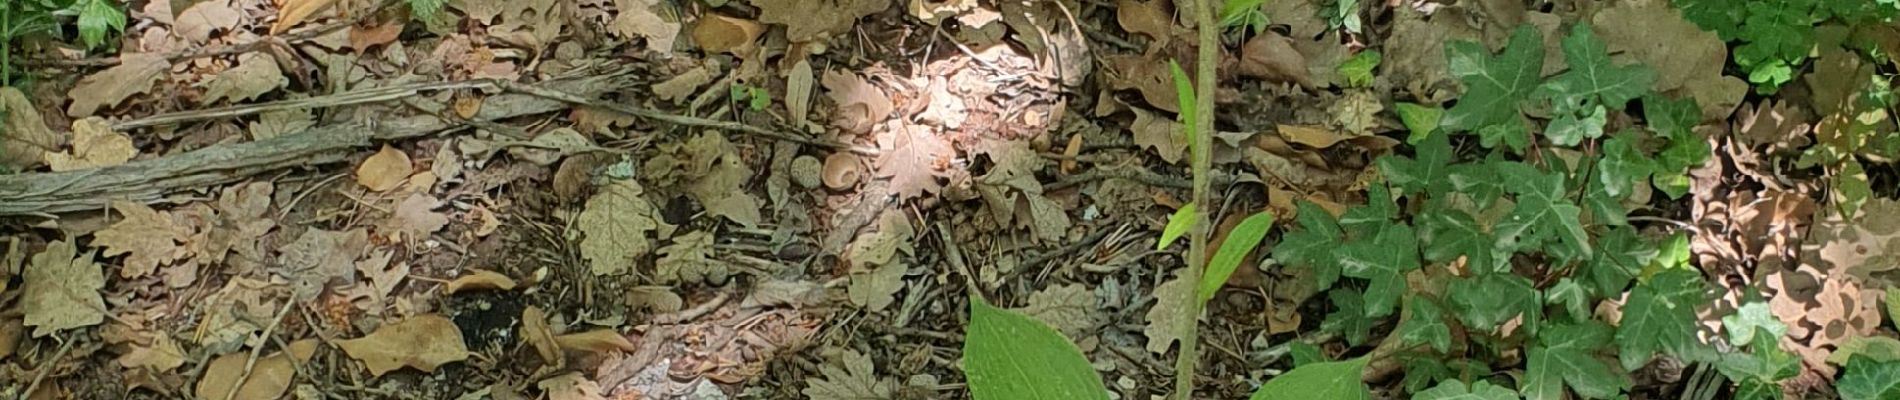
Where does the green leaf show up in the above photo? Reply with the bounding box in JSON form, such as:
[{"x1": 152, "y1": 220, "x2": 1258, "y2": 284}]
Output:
[
  {"x1": 1544, "y1": 104, "x2": 1607, "y2": 147},
  {"x1": 1419, "y1": 207, "x2": 1501, "y2": 274},
  {"x1": 1399, "y1": 297, "x2": 1452, "y2": 353},
  {"x1": 1616, "y1": 269, "x2": 1713, "y2": 371},
  {"x1": 1721, "y1": 302, "x2": 1787, "y2": 346},
  {"x1": 1448, "y1": 273, "x2": 1538, "y2": 331},
  {"x1": 1642, "y1": 94, "x2": 1701, "y2": 141},
  {"x1": 1596, "y1": 130, "x2": 1657, "y2": 198},
  {"x1": 1583, "y1": 227, "x2": 1653, "y2": 295},
  {"x1": 1523, "y1": 321, "x2": 1632, "y2": 400},
  {"x1": 73, "y1": 0, "x2": 124, "y2": 50},
  {"x1": 1443, "y1": 26, "x2": 1544, "y2": 152},
  {"x1": 1495, "y1": 164, "x2": 1591, "y2": 259},
  {"x1": 1450, "y1": 160, "x2": 1507, "y2": 209},
  {"x1": 1274, "y1": 202, "x2": 1345, "y2": 290},
  {"x1": 964, "y1": 296, "x2": 1111, "y2": 400},
  {"x1": 1381, "y1": 133, "x2": 1455, "y2": 196},
  {"x1": 1837, "y1": 158, "x2": 1872, "y2": 218},
  {"x1": 1546, "y1": 278, "x2": 1590, "y2": 319},
  {"x1": 748, "y1": 86, "x2": 771, "y2": 111},
  {"x1": 1889, "y1": 288, "x2": 1900, "y2": 328},
  {"x1": 1322, "y1": 288, "x2": 1375, "y2": 346},
  {"x1": 1338, "y1": 50, "x2": 1382, "y2": 88},
  {"x1": 1290, "y1": 342, "x2": 1325, "y2": 367},
  {"x1": 1413, "y1": 380, "x2": 1520, "y2": 400},
  {"x1": 1218, "y1": 0, "x2": 1267, "y2": 28},
  {"x1": 408, "y1": 0, "x2": 448, "y2": 21},
  {"x1": 1169, "y1": 60, "x2": 1198, "y2": 147},
  {"x1": 1340, "y1": 185, "x2": 1399, "y2": 239},
  {"x1": 1839, "y1": 356, "x2": 1900, "y2": 400},
  {"x1": 1537, "y1": 23, "x2": 1655, "y2": 112},
  {"x1": 1830, "y1": 336, "x2": 1900, "y2": 365},
  {"x1": 1396, "y1": 102, "x2": 1445, "y2": 144},
  {"x1": 1250, "y1": 357, "x2": 1371, "y2": 400},
  {"x1": 1202, "y1": 211, "x2": 1274, "y2": 304},
  {"x1": 1157, "y1": 202, "x2": 1198, "y2": 251},
  {"x1": 1338, "y1": 222, "x2": 1419, "y2": 318}
]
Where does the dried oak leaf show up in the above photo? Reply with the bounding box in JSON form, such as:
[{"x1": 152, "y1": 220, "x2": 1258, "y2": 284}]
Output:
[
  {"x1": 45, "y1": 117, "x2": 136, "y2": 171},
  {"x1": 378, "y1": 194, "x2": 449, "y2": 243},
  {"x1": 92, "y1": 201, "x2": 191, "y2": 278},
  {"x1": 197, "y1": 182, "x2": 276, "y2": 267},
  {"x1": 539, "y1": 373, "x2": 607, "y2": 400},
  {"x1": 609, "y1": 0, "x2": 679, "y2": 53},
  {"x1": 801, "y1": 350, "x2": 895, "y2": 400},
  {"x1": 67, "y1": 53, "x2": 170, "y2": 117},
  {"x1": 1329, "y1": 90, "x2": 1383, "y2": 137},
  {"x1": 196, "y1": 339, "x2": 318, "y2": 400},
  {"x1": 656, "y1": 230, "x2": 727, "y2": 284},
  {"x1": 336, "y1": 314, "x2": 470, "y2": 377},
  {"x1": 846, "y1": 212, "x2": 916, "y2": 268},
  {"x1": 1592, "y1": 0, "x2": 1745, "y2": 121},
  {"x1": 1144, "y1": 272, "x2": 1193, "y2": 354},
  {"x1": 174, "y1": 0, "x2": 240, "y2": 44},
  {"x1": 1807, "y1": 198, "x2": 1900, "y2": 283},
  {"x1": 1016, "y1": 284, "x2": 1102, "y2": 339},
  {"x1": 202, "y1": 53, "x2": 287, "y2": 104},
  {"x1": 849, "y1": 261, "x2": 906, "y2": 312},
  {"x1": 577, "y1": 179, "x2": 674, "y2": 276},
  {"x1": 271, "y1": 0, "x2": 340, "y2": 34},
  {"x1": 1115, "y1": 0, "x2": 1172, "y2": 44},
  {"x1": 117, "y1": 333, "x2": 186, "y2": 371},
  {"x1": 276, "y1": 227, "x2": 369, "y2": 301},
  {"x1": 681, "y1": 132, "x2": 763, "y2": 227},
  {"x1": 756, "y1": 0, "x2": 888, "y2": 43},
  {"x1": 21, "y1": 239, "x2": 106, "y2": 337},
  {"x1": 651, "y1": 66, "x2": 712, "y2": 103},
  {"x1": 248, "y1": 109, "x2": 315, "y2": 140},
  {"x1": 822, "y1": 69, "x2": 893, "y2": 134},
  {"x1": 552, "y1": 330, "x2": 637, "y2": 353},
  {"x1": 1130, "y1": 107, "x2": 1187, "y2": 164},
  {"x1": 691, "y1": 14, "x2": 765, "y2": 54},
  {"x1": 876, "y1": 123, "x2": 951, "y2": 200},
  {"x1": 355, "y1": 145, "x2": 413, "y2": 192},
  {"x1": 0, "y1": 87, "x2": 59, "y2": 169}
]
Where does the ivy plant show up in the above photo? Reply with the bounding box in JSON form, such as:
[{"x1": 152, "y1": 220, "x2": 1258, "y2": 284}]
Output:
[{"x1": 1672, "y1": 0, "x2": 1899, "y2": 93}]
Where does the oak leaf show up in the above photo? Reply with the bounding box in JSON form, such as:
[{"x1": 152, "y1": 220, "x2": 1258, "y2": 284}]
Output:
[
  {"x1": 577, "y1": 179, "x2": 673, "y2": 275},
  {"x1": 67, "y1": 53, "x2": 170, "y2": 117},
  {"x1": 875, "y1": 123, "x2": 950, "y2": 199},
  {"x1": 201, "y1": 53, "x2": 287, "y2": 104},
  {"x1": 92, "y1": 201, "x2": 191, "y2": 278},
  {"x1": 174, "y1": 0, "x2": 240, "y2": 44},
  {"x1": 336, "y1": 314, "x2": 470, "y2": 376},
  {"x1": 378, "y1": 194, "x2": 448, "y2": 243},
  {"x1": 21, "y1": 239, "x2": 107, "y2": 337},
  {"x1": 355, "y1": 145, "x2": 413, "y2": 192},
  {"x1": 0, "y1": 87, "x2": 59, "y2": 169},
  {"x1": 196, "y1": 339, "x2": 318, "y2": 400},
  {"x1": 821, "y1": 69, "x2": 892, "y2": 134},
  {"x1": 45, "y1": 117, "x2": 136, "y2": 171}
]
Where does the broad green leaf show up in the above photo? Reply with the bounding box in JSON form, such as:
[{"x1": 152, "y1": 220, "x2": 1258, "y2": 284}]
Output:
[
  {"x1": 1202, "y1": 211, "x2": 1275, "y2": 304},
  {"x1": 1157, "y1": 202, "x2": 1198, "y2": 251},
  {"x1": 1523, "y1": 321, "x2": 1632, "y2": 400},
  {"x1": 1829, "y1": 336, "x2": 1900, "y2": 365},
  {"x1": 1642, "y1": 94, "x2": 1701, "y2": 141},
  {"x1": 1649, "y1": 233, "x2": 1693, "y2": 272},
  {"x1": 1543, "y1": 104, "x2": 1607, "y2": 147},
  {"x1": 1219, "y1": 0, "x2": 1267, "y2": 27},
  {"x1": 1449, "y1": 160, "x2": 1507, "y2": 209},
  {"x1": 1839, "y1": 356, "x2": 1900, "y2": 400},
  {"x1": 1721, "y1": 302, "x2": 1787, "y2": 346},
  {"x1": 1250, "y1": 357, "x2": 1370, "y2": 400},
  {"x1": 1290, "y1": 342, "x2": 1325, "y2": 367},
  {"x1": 1322, "y1": 288, "x2": 1375, "y2": 346},
  {"x1": 1403, "y1": 359, "x2": 1496, "y2": 394},
  {"x1": 1340, "y1": 185, "x2": 1399, "y2": 239},
  {"x1": 1448, "y1": 273, "x2": 1537, "y2": 332},
  {"x1": 1596, "y1": 130, "x2": 1656, "y2": 198},
  {"x1": 1616, "y1": 269, "x2": 1714, "y2": 371},
  {"x1": 1396, "y1": 102, "x2": 1445, "y2": 144},
  {"x1": 1537, "y1": 23, "x2": 1655, "y2": 112},
  {"x1": 1381, "y1": 133, "x2": 1455, "y2": 196},
  {"x1": 1583, "y1": 227, "x2": 1654, "y2": 296},
  {"x1": 1495, "y1": 164, "x2": 1591, "y2": 259},
  {"x1": 1273, "y1": 202, "x2": 1344, "y2": 289},
  {"x1": 1546, "y1": 278, "x2": 1590, "y2": 319},
  {"x1": 1338, "y1": 50, "x2": 1382, "y2": 88},
  {"x1": 1339, "y1": 223, "x2": 1419, "y2": 318},
  {"x1": 1169, "y1": 60, "x2": 1198, "y2": 147},
  {"x1": 409, "y1": 0, "x2": 449, "y2": 21},
  {"x1": 1836, "y1": 159, "x2": 1872, "y2": 218},
  {"x1": 1581, "y1": 180, "x2": 1629, "y2": 228},
  {"x1": 1443, "y1": 26, "x2": 1544, "y2": 152},
  {"x1": 74, "y1": 0, "x2": 125, "y2": 50},
  {"x1": 964, "y1": 296, "x2": 1111, "y2": 400},
  {"x1": 1398, "y1": 298, "x2": 1452, "y2": 353},
  {"x1": 1715, "y1": 332, "x2": 1799, "y2": 398},
  {"x1": 1414, "y1": 380, "x2": 1520, "y2": 400},
  {"x1": 1419, "y1": 208, "x2": 1500, "y2": 274}
]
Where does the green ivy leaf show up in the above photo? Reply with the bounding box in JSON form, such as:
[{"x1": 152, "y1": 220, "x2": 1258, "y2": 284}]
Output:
[
  {"x1": 1888, "y1": 288, "x2": 1900, "y2": 327},
  {"x1": 1339, "y1": 222, "x2": 1419, "y2": 318},
  {"x1": 1273, "y1": 202, "x2": 1345, "y2": 290},
  {"x1": 1616, "y1": 269, "x2": 1714, "y2": 371},
  {"x1": 1828, "y1": 336, "x2": 1900, "y2": 365},
  {"x1": 1538, "y1": 23, "x2": 1655, "y2": 113},
  {"x1": 1839, "y1": 356, "x2": 1900, "y2": 400},
  {"x1": 1250, "y1": 357, "x2": 1371, "y2": 400},
  {"x1": 73, "y1": 0, "x2": 125, "y2": 50},
  {"x1": 1338, "y1": 50, "x2": 1382, "y2": 88},
  {"x1": 1582, "y1": 179, "x2": 1629, "y2": 227},
  {"x1": 1546, "y1": 278, "x2": 1591, "y2": 319},
  {"x1": 1398, "y1": 298, "x2": 1452, "y2": 353},
  {"x1": 1418, "y1": 207, "x2": 1502, "y2": 274},
  {"x1": 964, "y1": 296, "x2": 1112, "y2": 400},
  {"x1": 1202, "y1": 211, "x2": 1274, "y2": 304},
  {"x1": 1157, "y1": 202, "x2": 1198, "y2": 251},
  {"x1": 1396, "y1": 102, "x2": 1444, "y2": 145},
  {"x1": 1583, "y1": 227, "x2": 1655, "y2": 296},
  {"x1": 1544, "y1": 104, "x2": 1607, "y2": 147},
  {"x1": 1721, "y1": 302, "x2": 1788, "y2": 346},
  {"x1": 1290, "y1": 341, "x2": 1326, "y2": 367},
  {"x1": 1340, "y1": 185, "x2": 1399, "y2": 239},
  {"x1": 1448, "y1": 273, "x2": 1538, "y2": 332},
  {"x1": 1495, "y1": 164, "x2": 1591, "y2": 259},
  {"x1": 408, "y1": 0, "x2": 448, "y2": 21},
  {"x1": 1523, "y1": 321, "x2": 1632, "y2": 400},
  {"x1": 1596, "y1": 130, "x2": 1657, "y2": 199},
  {"x1": 1643, "y1": 94, "x2": 1701, "y2": 141},
  {"x1": 1450, "y1": 160, "x2": 1508, "y2": 209},
  {"x1": 1443, "y1": 26, "x2": 1544, "y2": 152},
  {"x1": 1381, "y1": 133, "x2": 1455, "y2": 196},
  {"x1": 1322, "y1": 288, "x2": 1375, "y2": 346},
  {"x1": 1414, "y1": 380, "x2": 1520, "y2": 400}
]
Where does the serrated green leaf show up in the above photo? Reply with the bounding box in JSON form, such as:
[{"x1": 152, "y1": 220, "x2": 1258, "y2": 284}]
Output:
[
  {"x1": 1202, "y1": 211, "x2": 1274, "y2": 304},
  {"x1": 1158, "y1": 202, "x2": 1198, "y2": 251},
  {"x1": 1523, "y1": 321, "x2": 1632, "y2": 400},
  {"x1": 1839, "y1": 356, "x2": 1900, "y2": 400},
  {"x1": 1448, "y1": 273, "x2": 1538, "y2": 332},
  {"x1": 1381, "y1": 133, "x2": 1455, "y2": 196},
  {"x1": 1399, "y1": 297, "x2": 1452, "y2": 353},
  {"x1": 964, "y1": 296, "x2": 1111, "y2": 400},
  {"x1": 1339, "y1": 222, "x2": 1419, "y2": 318},
  {"x1": 1338, "y1": 50, "x2": 1382, "y2": 88},
  {"x1": 74, "y1": 0, "x2": 124, "y2": 50},
  {"x1": 1544, "y1": 104, "x2": 1607, "y2": 147},
  {"x1": 1443, "y1": 26, "x2": 1544, "y2": 152},
  {"x1": 1323, "y1": 288, "x2": 1375, "y2": 346},
  {"x1": 1495, "y1": 164, "x2": 1591, "y2": 259},
  {"x1": 1616, "y1": 269, "x2": 1713, "y2": 371},
  {"x1": 1413, "y1": 380, "x2": 1521, "y2": 400},
  {"x1": 1273, "y1": 202, "x2": 1345, "y2": 290},
  {"x1": 1397, "y1": 102, "x2": 1445, "y2": 144},
  {"x1": 1538, "y1": 23, "x2": 1655, "y2": 112},
  {"x1": 1250, "y1": 357, "x2": 1370, "y2": 400}
]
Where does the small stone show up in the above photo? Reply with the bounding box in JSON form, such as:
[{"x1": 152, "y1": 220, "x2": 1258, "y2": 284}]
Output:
[{"x1": 791, "y1": 155, "x2": 824, "y2": 188}]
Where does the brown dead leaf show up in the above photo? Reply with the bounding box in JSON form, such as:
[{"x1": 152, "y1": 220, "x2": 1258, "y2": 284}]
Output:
[
  {"x1": 539, "y1": 373, "x2": 606, "y2": 400},
  {"x1": 1330, "y1": 90, "x2": 1383, "y2": 136},
  {"x1": 756, "y1": 0, "x2": 888, "y2": 42},
  {"x1": 1116, "y1": 0, "x2": 1172, "y2": 44},
  {"x1": 175, "y1": 0, "x2": 240, "y2": 44},
  {"x1": 378, "y1": 194, "x2": 448, "y2": 243},
  {"x1": 876, "y1": 123, "x2": 951, "y2": 199},
  {"x1": 348, "y1": 21, "x2": 403, "y2": 52},
  {"x1": 692, "y1": 14, "x2": 764, "y2": 54},
  {"x1": 22, "y1": 239, "x2": 107, "y2": 337},
  {"x1": 356, "y1": 145, "x2": 413, "y2": 191},
  {"x1": 1130, "y1": 108, "x2": 1187, "y2": 164},
  {"x1": 0, "y1": 318, "x2": 22, "y2": 360},
  {"x1": 1060, "y1": 133, "x2": 1083, "y2": 174},
  {"x1": 553, "y1": 330, "x2": 637, "y2": 353},
  {"x1": 196, "y1": 339, "x2": 318, "y2": 400},
  {"x1": 453, "y1": 95, "x2": 483, "y2": 119},
  {"x1": 354, "y1": 251, "x2": 403, "y2": 303},
  {"x1": 0, "y1": 87, "x2": 59, "y2": 169},
  {"x1": 271, "y1": 0, "x2": 341, "y2": 34},
  {"x1": 1592, "y1": 0, "x2": 1744, "y2": 121},
  {"x1": 198, "y1": 182, "x2": 276, "y2": 267},
  {"x1": 1277, "y1": 124, "x2": 1346, "y2": 148},
  {"x1": 822, "y1": 69, "x2": 893, "y2": 134},
  {"x1": 472, "y1": 206, "x2": 501, "y2": 237},
  {"x1": 445, "y1": 269, "x2": 519, "y2": 294},
  {"x1": 117, "y1": 333, "x2": 187, "y2": 371},
  {"x1": 610, "y1": 0, "x2": 680, "y2": 53},
  {"x1": 521, "y1": 306, "x2": 562, "y2": 365},
  {"x1": 67, "y1": 53, "x2": 170, "y2": 117},
  {"x1": 336, "y1": 314, "x2": 470, "y2": 376},
  {"x1": 652, "y1": 66, "x2": 713, "y2": 103},
  {"x1": 1239, "y1": 32, "x2": 1313, "y2": 87},
  {"x1": 92, "y1": 201, "x2": 191, "y2": 278},
  {"x1": 46, "y1": 118, "x2": 137, "y2": 171},
  {"x1": 786, "y1": 60, "x2": 815, "y2": 126},
  {"x1": 276, "y1": 227, "x2": 369, "y2": 301},
  {"x1": 203, "y1": 53, "x2": 288, "y2": 104}
]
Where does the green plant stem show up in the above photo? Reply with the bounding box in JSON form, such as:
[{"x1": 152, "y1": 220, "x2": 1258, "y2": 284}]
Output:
[{"x1": 1171, "y1": 0, "x2": 1220, "y2": 397}]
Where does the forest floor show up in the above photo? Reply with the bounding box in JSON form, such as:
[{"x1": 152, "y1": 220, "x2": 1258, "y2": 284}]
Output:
[{"x1": 2, "y1": 0, "x2": 1900, "y2": 399}]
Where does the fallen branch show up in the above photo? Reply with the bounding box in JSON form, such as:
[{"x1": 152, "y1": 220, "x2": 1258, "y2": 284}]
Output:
[{"x1": 0, "y1": 74, "x2": 627, "y2": 217}]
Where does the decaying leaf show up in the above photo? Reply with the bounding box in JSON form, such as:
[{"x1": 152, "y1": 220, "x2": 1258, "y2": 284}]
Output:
[
  {"x1": 336, "y1": 314, "x2": 470, "y2": 377},
  {"x1": 800, "y1": 349, "x2": 895, "y2": 399},
  {"x1": 522, "y1": 306, "x2": 562, "y2": 364},
  {"x1": 627, "y1": 285, "x2": 684, "y2": 313},
  {"x1": 0, "y1": 87, "x2": 60, "y2": 169},
  {"x1": 67, "y1": 53, "x2": 170, "y2": 117},
  {"x1": 1015, "y1": 284, "x2": 1102, "y2": 339},
  {"x1": 1116, "y1": 0, "x2": 1172, "y2": 44},
  {"x1": 174, "y1": 0, "x2": 240, "y2": 44},
  {"x1": 609, "y1": 0, "x2": 679, "y2": 53},
  {"x1": 1591, "y1": 0, "x2": 1744, "y2": 120},
  {"x1": 651, "y1": 66, "x2": 713, "y2": 103},
  {"x1": 691, "y1": 14, "x2": 764, "y2": 54},
  {"x1": 21, "y1": 239, "x2": 107, "y2": 337},
  {"x1": 92, "y1": 201, "x2": 190, "y2": 278},
  {"x1": 849, "y1": 261, "x2": 906, "y2": 312},
  {"x1": 271, "y1": 0, "x2": 341, "y2": 34},
  {"x1": 576, "y1": 179, "x2": 673, "y2": 275},
  {"x1": 1144, "y1": 272, "x2": 1192, "y2": 354},
  {"x1": 445, "y1": 269, "x2": 519, "y2": 294},
  {"x1": 822, "y1": 69, "x2": 893, "y2": 134},
  {"x1": 876, "y1": 123, "x2": 951, "y2": 199},
  {"x1": 378, "y1": 194, "x2": 449, "y2": 243},
  {"x1": 46, "y1": 117, "x2": 136, "y2": 171},
  {"x1": 1808, "y1": 199, "x2": 1900, "y2": 283},
  {"x1": 539, "y1": 373, "x2": 607, "y2": 400},
  {"x1": 117, "y1": 333, "x2": 186, "y2": 371},
  {"x1": 1330, "y1": 90, "x2": 1383, "y2": 136},
  {"x1": 196, "y1": 339, "x2": 319, "y2": 400},
  {"x1": 846, "y1": 212, "x2": 916, "y2": 268},
  {"x1": 755, "y1": 0, "x2": 888, "y2": 42},
  {"x1": 201, "y1": 53, "x2": 288, "y2": 104},
  {"x1": 355, "y1": 145, "x2": 413, "y2": 192},
  {"x1": 1130, "y1": 107, "x2": 1187, "y2": 164},
  {"x1": 275, "y1": 227, "x2": 369, "y2": 301},
  {"x1": 248, "y1": 109, "x2": 315, "y2": 140},
  {"x1": 1239, "y1": 31, "x2": 1314, "y2": 87},
  {"x1": 786, "y1": 60, "x2": 815, "y2": 126},
  {"x1": 656, "y1": 230, "x2": 728, "y2": 284},
  {"x1": 553, "y1": 330, "x2": 638, "y2": 353}
]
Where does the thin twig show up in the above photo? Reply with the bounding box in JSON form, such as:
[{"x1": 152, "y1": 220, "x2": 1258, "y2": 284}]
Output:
[
  {"x1": 113, "y1": 80, "x2": 499, "y2": 131},
  {"x1": 490, "y1": 80, "x2": 881, "y2": 156},
  {"x1": 1019, "y1": 228, "x2": 1114, "y2": 274},
  {"x1": 223, "y1": 301, "x2": 296, "y2": 400},
  {"x1": 652, "y1": 291, "x2": 732, "y2": 325},
  {"x1": 20, "y1": 333, "x2": 75, "y2": 400}
]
